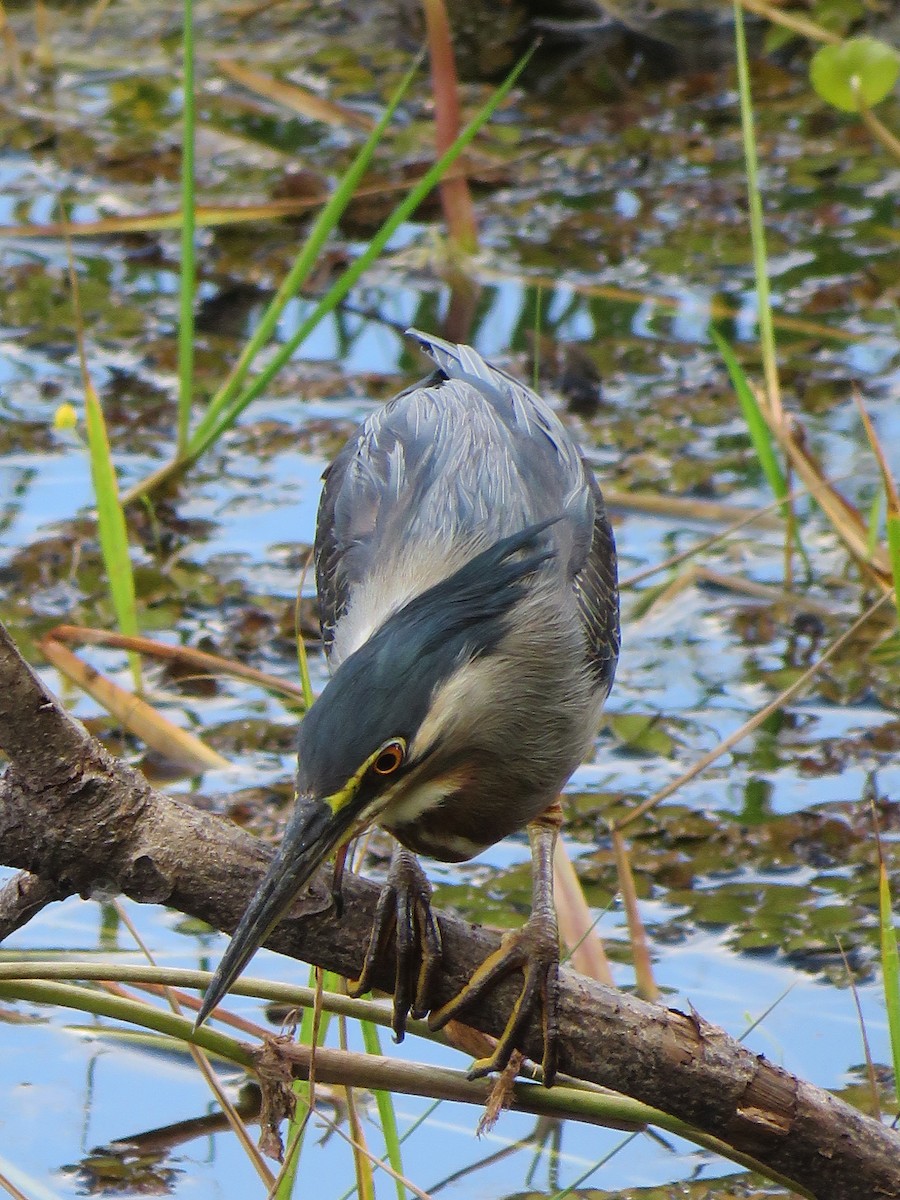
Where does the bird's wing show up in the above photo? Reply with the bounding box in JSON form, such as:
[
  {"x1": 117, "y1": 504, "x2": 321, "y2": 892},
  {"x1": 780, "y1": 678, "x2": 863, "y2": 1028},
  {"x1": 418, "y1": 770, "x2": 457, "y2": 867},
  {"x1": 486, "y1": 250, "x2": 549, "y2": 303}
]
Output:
[
  {"x1": 314, "y1": 447, "x2": 355, "y2": 657},
  {"x1": 574, "y1": 463, "x2": 620, "y2": 696},
  {"x1": 314, "y1": 368, "x2": 452, "y2": 656},
  {"x1": 316, "y1": 331, "x2": 618, "y2": 683},
  {"x1": 408, "y1": 331, "x2": 620, "y2": 692},
  {"x1": 401, "y1": 329, "x2": 594, "y2": 553}
]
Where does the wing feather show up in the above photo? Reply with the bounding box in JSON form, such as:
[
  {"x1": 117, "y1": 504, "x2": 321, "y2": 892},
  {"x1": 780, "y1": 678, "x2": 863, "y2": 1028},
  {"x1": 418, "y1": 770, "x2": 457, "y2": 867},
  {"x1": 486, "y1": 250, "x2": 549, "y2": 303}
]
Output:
[
  {"x1": 575, "y1": 465, "x2": 620, "y2": 694},
  {"x1": 315, "y1": 331, "x2": 619, "y2": 689}
]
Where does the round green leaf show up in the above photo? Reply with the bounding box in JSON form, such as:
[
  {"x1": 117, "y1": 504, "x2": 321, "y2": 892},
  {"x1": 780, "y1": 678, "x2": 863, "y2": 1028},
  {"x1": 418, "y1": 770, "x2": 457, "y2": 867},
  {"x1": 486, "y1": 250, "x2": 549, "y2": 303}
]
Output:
[{"x1": 811, "y1": 37, "x2": 900, "y2": 113}]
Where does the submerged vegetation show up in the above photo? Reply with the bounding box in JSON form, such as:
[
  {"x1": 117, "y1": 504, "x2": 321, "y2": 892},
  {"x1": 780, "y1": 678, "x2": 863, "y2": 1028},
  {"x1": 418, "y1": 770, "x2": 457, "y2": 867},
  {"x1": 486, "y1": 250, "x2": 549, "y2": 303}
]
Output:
[{"x1": 0, "y1": 0, "x2": 898, "y2": 1197}]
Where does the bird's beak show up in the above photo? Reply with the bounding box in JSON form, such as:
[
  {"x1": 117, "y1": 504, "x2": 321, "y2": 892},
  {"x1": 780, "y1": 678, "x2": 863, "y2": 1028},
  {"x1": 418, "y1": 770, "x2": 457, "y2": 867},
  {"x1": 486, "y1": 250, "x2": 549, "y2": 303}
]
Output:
[{"x1": 194, "y1": 793, "x2": 355, "y2": 1028}]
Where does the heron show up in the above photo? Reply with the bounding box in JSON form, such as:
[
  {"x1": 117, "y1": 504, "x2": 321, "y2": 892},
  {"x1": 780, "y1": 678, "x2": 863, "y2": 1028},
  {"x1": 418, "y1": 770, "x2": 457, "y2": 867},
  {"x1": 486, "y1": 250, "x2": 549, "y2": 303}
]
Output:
[{"x1": 196, "y1": 330, "x2": 619, "y2": 1085}]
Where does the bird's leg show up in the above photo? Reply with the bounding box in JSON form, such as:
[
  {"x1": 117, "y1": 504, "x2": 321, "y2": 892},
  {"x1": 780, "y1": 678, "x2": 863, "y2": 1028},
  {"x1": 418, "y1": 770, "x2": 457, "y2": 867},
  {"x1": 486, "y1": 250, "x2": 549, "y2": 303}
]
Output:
[
  {"x1": 429, "y1": 803, "x2": 562, "y2": 1087},
  {"x1": 348, "y1": 844, "x2": 443, "y2": 1043}
]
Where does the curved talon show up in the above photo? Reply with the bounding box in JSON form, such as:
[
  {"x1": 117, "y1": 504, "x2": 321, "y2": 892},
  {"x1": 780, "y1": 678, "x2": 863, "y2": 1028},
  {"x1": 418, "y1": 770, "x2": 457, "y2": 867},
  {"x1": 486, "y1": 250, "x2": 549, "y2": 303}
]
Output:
[
  {"x1": 348, "y1": 847, "x2": 442, "y2": 1042},
  {"x1": 429, "y1": 816, "x2": 562, "y2": 1086},
  {"x1": 428, "y1": 912, "x2": 561, "y2": 1087},
  {"x1": 407, "y1": 878, "x2": 443, "y2": 1021},
  {"x1": 348, "y1": 873, "x2": 398, "y2": 1001}
]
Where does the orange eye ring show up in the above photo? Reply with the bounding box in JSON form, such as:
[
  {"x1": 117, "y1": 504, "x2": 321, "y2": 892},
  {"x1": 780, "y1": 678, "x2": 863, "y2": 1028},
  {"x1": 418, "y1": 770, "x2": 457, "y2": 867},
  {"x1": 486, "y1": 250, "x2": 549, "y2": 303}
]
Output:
[{"x1": 372, "y1": 740, "x2": 405, "y2": 776}]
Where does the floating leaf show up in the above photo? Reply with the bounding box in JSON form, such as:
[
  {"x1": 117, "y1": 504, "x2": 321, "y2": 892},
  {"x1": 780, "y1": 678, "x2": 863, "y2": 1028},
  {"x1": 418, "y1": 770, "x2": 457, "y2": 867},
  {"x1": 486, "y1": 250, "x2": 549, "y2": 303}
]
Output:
[
  {"x1": 811, "y1": 37, "x2": 900, "y2": 113},
  {"x1": 609, "y1": 713, "x2": 677, "y2": 758}
]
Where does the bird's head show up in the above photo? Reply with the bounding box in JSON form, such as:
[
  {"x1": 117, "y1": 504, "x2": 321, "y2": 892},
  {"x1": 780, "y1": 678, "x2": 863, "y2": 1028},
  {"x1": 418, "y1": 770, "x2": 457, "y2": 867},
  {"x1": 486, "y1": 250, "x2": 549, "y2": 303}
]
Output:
[{"x1": 194, "y1": 518, "x2": 560, "y2": 1027}]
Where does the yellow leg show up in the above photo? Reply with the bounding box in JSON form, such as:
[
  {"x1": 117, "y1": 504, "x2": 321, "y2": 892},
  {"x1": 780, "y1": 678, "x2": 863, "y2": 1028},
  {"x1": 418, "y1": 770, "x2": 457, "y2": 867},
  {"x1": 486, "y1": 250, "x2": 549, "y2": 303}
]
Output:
[{"x1": 429, "y1": 804, "x2": 562, "y2": 1087}]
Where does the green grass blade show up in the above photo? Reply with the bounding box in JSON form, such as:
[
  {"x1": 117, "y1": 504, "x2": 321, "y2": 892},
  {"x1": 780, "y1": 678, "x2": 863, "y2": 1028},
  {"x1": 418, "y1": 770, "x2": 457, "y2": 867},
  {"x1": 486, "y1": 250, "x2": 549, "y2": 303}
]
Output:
[
  {"x1": 188, "y1": 55, "x2": 422, "y2": 455},
  {"x1": 878, "y1": 858, "x2": 900, "y2": 1106},
  {"x1": 886, "y1": 512, "x2": 900, "y2": 627},
  {"x1": 66, "y1": 237, "x2": 142, "y2": 688},
  {"x1": 712, "y1": 329, "x2": 813, "y2": 576},
  {"x1": 188, "y1": 45, "x2": 535, "y2": 460},
  {"x1": 296, "y1": 626, "x2": 314, "y2": 711},
  {"x1": 0, "y1": 978, "x2": 252, "y2": 1069},
  {"x1": 295, "y1": 553, "x2": 315, "y2": 709},
  {"x1": 712, "y1": 329, "x2": 787, "y2": 498},
  {"x1": 867, "y1": 488, "x2": 885, "y2": 557},
  {"x1": 733, "y1": 0, "x2": 779, "y2": 414},
  {"x1": 83, "y1": 379, "x2": 142, "y2": 690},
  {"x1": 360, "y1": 1017, "x2": 406, "y2": 1200},
  {"x1": 176, "y1": 0, "x2": 196, "y2": 455}
]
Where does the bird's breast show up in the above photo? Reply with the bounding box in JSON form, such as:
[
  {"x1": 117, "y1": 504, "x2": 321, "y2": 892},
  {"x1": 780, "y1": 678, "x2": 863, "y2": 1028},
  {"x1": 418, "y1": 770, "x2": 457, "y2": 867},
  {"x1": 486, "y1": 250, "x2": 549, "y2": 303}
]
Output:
[
  {"x1": 384, "y1": 813, "x2": 487, "y2": 864},
  {"x1": 379, "y1": 749, "x2": 565, "y2": 865}
]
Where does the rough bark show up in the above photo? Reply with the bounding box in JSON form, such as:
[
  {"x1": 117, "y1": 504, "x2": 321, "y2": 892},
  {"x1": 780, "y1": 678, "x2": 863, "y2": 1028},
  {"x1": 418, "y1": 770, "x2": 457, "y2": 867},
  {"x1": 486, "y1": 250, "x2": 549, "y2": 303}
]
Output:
[{"x1": 0, "y1": 621, "x2": 897, "y2": 1200}]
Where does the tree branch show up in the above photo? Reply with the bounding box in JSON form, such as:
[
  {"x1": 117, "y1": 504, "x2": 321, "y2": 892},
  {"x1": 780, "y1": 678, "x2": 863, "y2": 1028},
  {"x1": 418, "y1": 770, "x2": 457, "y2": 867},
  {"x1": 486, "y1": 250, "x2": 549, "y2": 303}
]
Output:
[
  {"x1": 0, "y1": 620, "x2": 897, "y2": 1200},
  {"x1": 0, "y1": 870, "x2": 74, "y2": 939}
]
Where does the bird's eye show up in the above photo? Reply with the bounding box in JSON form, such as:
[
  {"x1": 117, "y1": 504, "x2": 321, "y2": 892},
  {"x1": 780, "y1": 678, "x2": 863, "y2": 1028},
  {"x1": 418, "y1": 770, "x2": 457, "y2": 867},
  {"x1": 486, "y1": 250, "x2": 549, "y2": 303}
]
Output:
[{"x1": 372, "y1": 740, "x2": 405, "y2": 776}]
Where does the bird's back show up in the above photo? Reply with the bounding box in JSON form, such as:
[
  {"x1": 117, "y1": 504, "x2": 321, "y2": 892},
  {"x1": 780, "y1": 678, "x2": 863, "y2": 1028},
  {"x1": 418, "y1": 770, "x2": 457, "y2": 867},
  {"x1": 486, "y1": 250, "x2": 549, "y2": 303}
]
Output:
[{"x1": 315, "y1": 331, "x2": 619, "y2": 698}]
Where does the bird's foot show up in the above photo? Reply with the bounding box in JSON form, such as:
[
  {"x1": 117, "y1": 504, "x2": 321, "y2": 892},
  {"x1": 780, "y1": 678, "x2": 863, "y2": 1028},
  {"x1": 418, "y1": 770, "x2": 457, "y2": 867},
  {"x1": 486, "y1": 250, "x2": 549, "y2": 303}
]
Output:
[
  {"x1": 348, "y1": 847, "x2": 443, "y2": 1042},
  {"x1": 428, "y1": 909, "x2": 560, "y2": 1087}
]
